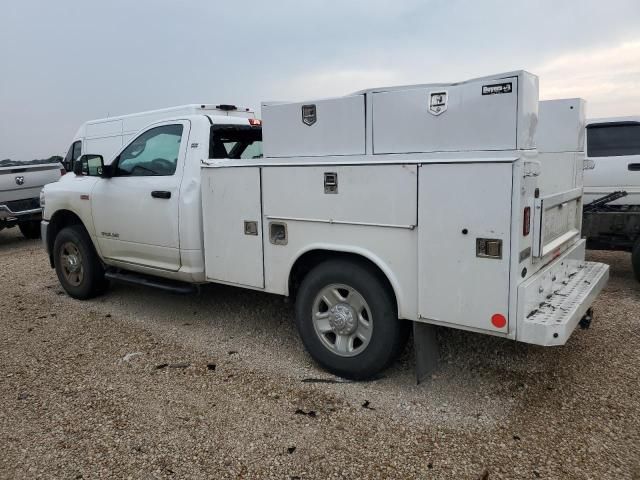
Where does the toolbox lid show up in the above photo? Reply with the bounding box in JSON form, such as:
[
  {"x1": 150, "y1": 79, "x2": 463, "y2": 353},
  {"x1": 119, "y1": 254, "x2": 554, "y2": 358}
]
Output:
[{"x1": 262, "y1": 71, "x2": 539, "y2": 158}]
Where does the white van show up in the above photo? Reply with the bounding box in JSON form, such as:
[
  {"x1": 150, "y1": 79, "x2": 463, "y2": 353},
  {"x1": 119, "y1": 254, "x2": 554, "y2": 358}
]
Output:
[{"x1": 61, "y1": 104, "x2": 255, "y2": 171}]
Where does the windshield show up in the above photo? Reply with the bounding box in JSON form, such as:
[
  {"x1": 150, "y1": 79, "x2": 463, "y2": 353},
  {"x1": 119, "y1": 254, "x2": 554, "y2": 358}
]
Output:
[{"x1": 210, "y1": 125, "x2": 262, "y2": 159}]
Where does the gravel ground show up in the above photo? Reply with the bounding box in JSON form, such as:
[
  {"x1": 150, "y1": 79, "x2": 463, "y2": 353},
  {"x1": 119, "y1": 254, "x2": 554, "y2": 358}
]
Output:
[{"x1": 0, "y1": 227, "x2": 638, "y2": 479}]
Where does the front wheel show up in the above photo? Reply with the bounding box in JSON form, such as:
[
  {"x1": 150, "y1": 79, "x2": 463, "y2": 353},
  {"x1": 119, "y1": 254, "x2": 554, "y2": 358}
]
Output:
[
  {"x1": 295, "y1": 259, "x2": 409, "y2": 380},
  {"x1": 19, "y1": 220, "x2": 41, "y2": 239},
  {"x1": 53, "y1": 225, "x2": 108, "y2": 299}
]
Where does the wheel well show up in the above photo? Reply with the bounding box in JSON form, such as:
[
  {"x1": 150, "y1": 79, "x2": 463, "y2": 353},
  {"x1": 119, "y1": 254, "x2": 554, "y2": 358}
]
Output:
[
  {"x1": 46, "y1": 210, "x2": 85, "y2": 267},
  {"x1": 288, "y1": 250, "x2": 398, "y2": 313}
]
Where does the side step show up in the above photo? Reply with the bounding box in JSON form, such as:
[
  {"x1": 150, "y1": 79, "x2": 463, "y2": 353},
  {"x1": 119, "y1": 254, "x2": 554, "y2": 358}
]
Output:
[{"x1": 104, "y1": 270, "x2": 198, "y2": 295}]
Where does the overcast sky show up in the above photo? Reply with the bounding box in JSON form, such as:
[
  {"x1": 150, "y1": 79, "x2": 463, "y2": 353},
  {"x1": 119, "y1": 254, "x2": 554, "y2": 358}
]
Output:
[{"x1": 1, "y1": 0, "x2": 639, "y2": 160}]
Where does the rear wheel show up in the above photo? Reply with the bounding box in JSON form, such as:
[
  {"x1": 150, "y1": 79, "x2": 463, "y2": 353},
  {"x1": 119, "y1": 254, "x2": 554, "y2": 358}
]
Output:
[
  {"x1": 295, "y1": 259, "x2": 409, "y2": 380},
  {"x1": 53, "y1": 225, "x2": 108, "y2": 299},
  {"x1": 632, "y1": 237, "x2": 640, "y2": 282},
  {"x1": 19, "y1": 220, "x2": 41, "y2": 239}
]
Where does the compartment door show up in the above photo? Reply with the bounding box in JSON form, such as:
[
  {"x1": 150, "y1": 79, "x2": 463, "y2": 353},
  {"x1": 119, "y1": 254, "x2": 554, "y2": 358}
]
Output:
[
  {"x1": 418, "y1": 163, "x2": 513, "y2": 332},
  {"x1": 202, "y1": 167, "x2": 264, "y2": 288}
]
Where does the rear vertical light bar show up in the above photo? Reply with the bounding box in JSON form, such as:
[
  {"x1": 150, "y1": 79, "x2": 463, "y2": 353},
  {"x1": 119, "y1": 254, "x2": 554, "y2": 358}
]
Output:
[{"x1": 523, "y1": 206, "x2": 531, "y2": 236}]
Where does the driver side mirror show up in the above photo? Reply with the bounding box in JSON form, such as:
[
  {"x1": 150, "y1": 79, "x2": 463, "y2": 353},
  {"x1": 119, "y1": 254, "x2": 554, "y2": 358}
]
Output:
[{"x1": 74, "y1": 155, "x2": 111, "y2": 178}]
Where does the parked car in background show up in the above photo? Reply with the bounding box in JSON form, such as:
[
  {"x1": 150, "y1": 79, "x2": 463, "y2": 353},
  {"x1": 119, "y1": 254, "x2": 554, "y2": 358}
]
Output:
[
  {"x1": 582, "y1": 117, "x2": 640, "y2": 280},
  {"x1": 0, "y1": 158, "x2": 63, "y2": 238}
]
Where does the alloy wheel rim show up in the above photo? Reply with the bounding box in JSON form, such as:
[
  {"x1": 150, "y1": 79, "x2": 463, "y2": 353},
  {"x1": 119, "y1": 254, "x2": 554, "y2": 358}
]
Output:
[{"x1": 312, "y1": 283, "x2": 373, "y2": 357}]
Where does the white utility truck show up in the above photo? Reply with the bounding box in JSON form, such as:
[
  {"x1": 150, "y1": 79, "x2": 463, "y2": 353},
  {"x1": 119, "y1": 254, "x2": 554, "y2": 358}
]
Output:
[
  {"x1": 41, "y1": 71, "x2": 609, "y2": 379},
  {"x1": 580, "y1": 117, "x2": 640, "y2": 280}
]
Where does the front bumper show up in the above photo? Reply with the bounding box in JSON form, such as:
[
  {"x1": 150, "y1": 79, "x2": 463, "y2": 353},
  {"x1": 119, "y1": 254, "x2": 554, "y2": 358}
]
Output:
[
  {"x1": 0, "y1": 205, "x2": 42, "y2": 221},
  {"x1": 516, "y1": 241, "x2": 609, "y2": 346}
]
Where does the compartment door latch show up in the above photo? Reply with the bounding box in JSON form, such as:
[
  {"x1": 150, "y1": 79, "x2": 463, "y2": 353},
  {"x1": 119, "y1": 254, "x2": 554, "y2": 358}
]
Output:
[
  {"x1": 476, "y1": 238, "x2": 503, "y2": 259},
  {"x1": 324, "y1": 172, "x2": 338, "y2": 194}
]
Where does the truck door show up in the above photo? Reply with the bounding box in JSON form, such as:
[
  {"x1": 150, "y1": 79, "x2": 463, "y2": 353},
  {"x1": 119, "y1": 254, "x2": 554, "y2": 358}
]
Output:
[
  {"x1": 90, "y1": 120, "x2": 190, "y2": 271},
  {"x1": 585, "y1": 121, "x2": 640, "y2": 204},
  {"x1": 417, "y1": 162, "x2": 513, "y2": 333}
]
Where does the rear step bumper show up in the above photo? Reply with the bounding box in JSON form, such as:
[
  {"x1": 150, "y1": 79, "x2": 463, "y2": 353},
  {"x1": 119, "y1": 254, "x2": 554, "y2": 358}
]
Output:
[
  {"x1": 517, "y1": 260, "x2": 609, "y2": 346},
  {"x1": 105, "y1": 270, "x2": 197, "y2": 295}
]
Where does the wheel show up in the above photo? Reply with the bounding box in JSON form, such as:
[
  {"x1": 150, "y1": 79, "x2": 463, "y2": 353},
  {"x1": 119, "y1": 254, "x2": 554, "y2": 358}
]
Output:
[
  {"x1": 632, "y1": 237, "x2": 640, "y2": 282},
  {"x1": 53, "y1": 225, "x2": 108, "y2": 299},
  {"x1": 19, "y1": 221, "x2": 41, "y2": 239},
  {"x1": 295, "y1": 259, "x2": 409, "y2": 380}
]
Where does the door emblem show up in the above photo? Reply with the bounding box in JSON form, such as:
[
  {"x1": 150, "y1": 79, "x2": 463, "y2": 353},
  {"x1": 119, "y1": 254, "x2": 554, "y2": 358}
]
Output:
[
  {"x1": 301, "y1": 104, "x2": 317, "y2": 126},
  {"x1": 15, "y1": 176, "x2": 25, "y2": 186},
  {"x1": 428, "y1": 91, "x2": 448, "y2": 116}
]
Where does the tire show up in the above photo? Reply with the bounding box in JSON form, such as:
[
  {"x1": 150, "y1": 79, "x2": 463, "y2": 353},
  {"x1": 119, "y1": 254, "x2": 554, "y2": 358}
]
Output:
[
  {"x1": 53, "y1": 225, "x2": 108, "y2": 299},
  {"x1": 632, "y1": 237, "x2": 640, "y2": 283},
  {"x1": 19, "y1": 220, "x2": 41, "y2": 239},
  {"x1": 295, "y1": 259, "x2": 409, "y2": 380}
]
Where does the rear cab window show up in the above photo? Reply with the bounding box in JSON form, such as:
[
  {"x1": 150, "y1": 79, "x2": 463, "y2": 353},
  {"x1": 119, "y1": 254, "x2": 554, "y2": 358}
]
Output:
[
  {"x1": 209, "y1": 125, "x2": 262, "y2": 160},
  {"x1": 587, "y1": 122, "x2": 640, "y2": 157}
]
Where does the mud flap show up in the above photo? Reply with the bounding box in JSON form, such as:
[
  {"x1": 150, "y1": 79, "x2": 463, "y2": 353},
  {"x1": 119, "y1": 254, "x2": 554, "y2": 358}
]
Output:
[{"x1": 413, "y1": 322, "x2": 440, "y2": 384}]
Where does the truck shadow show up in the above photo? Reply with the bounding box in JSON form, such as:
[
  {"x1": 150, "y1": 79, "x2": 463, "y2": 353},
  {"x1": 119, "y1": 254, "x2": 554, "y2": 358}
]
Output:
[
  {"x1": 0, "y1": 228, "x2": 37, "y2": 252},
  {"x1": 100, "y1": 250, "x2": 634, "y2": 387}
]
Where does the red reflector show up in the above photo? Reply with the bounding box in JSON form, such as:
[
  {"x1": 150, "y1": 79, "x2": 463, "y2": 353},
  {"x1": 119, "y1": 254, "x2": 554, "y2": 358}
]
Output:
[
  {"x1": 248, "y1": 118, "x2": 262, "y2": 126},
  {"x1": 523, "y1": 206, "x2": 531, "y2": 236},
  {"x1": 491, "y1": 314, "x2": 507, "y2": 329}
]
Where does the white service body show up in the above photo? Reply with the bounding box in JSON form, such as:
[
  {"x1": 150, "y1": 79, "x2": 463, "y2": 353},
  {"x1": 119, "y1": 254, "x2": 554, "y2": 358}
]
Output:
[{"x1": 42, "y1": 71, "x2": 608, "y2": 354}]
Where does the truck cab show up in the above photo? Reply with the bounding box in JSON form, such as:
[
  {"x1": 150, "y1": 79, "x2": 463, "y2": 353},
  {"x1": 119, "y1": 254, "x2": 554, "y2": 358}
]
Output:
[
  {"x1": 581, "y1": 116, "x2": 640, "y2": 280},
  {"x1": 584, "y1": 117, "x2": 640, "y2": 205},
  {"x1": 42, "y1": 112, "x2": 261, "y2": 283}
]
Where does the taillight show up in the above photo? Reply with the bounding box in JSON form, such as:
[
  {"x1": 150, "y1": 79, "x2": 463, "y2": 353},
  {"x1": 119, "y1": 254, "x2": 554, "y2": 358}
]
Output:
[
  {"x1": 248, "y1": 118, "x2": 262, "y2": 126},
  {"x1": 523, "y1": 206, "x2": 531, "y2": 236},
  {"x1": 60, "y1": 168, "x2": 66, "y2": 177}
]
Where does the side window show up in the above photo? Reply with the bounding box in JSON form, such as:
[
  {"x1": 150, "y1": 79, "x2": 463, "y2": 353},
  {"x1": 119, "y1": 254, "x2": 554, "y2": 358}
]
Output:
[
  {"x1": 116, "y1": 124, "x2": 183, "y2": 176},
  {"x1": 209, "y1": 125, "x2": 263, "y2": 159},
  {"x1": 587, "y1": 124, "x2": 640, "y2": 157},
  {"x1": 63, "y1": 140, "x2": 82, "y2": 170}
]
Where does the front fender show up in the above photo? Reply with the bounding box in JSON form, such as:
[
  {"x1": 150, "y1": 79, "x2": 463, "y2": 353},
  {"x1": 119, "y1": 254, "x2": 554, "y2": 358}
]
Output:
[{"x1": 44, "y1": 175, "x2": 98, "y2": 236}]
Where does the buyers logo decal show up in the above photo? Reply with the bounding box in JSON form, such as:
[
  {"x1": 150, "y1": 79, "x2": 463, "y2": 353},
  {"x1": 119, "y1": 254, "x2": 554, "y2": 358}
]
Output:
[
  {"x1": 428, "y1": 91, "x2": 447, "y2": 116},
  {"x1": 14, "y1": 176, "x2": 25, "y2": 186},
  {"x1": 482, "y1": 82, "x2": 513, "y2": 95},
  {"x1": 301, "y1": 104, "x2": 317, "y2": 126}
]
